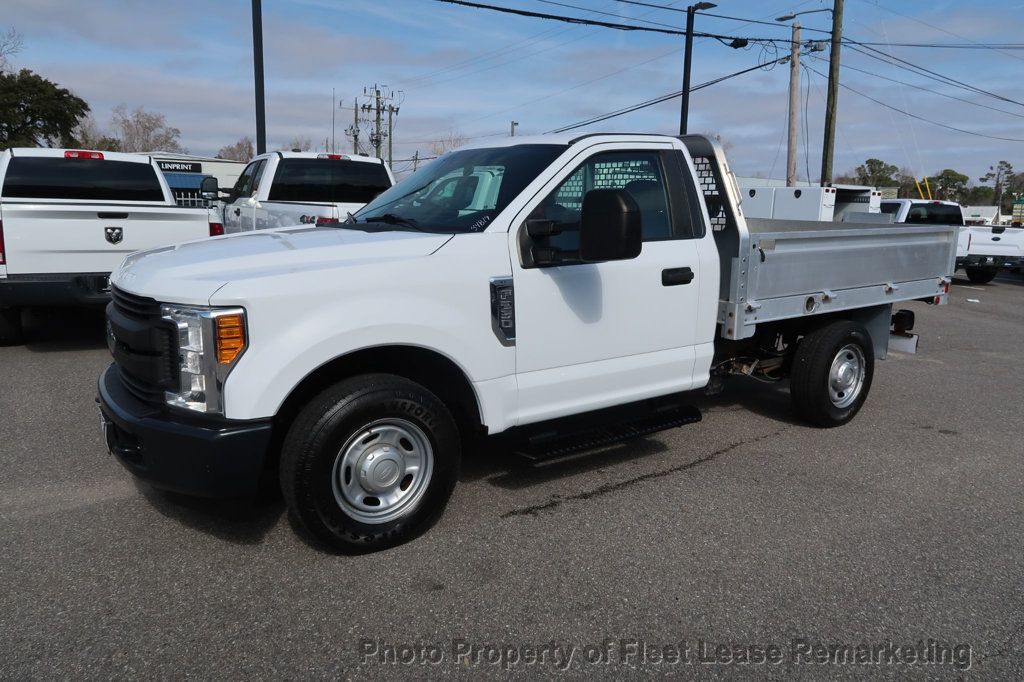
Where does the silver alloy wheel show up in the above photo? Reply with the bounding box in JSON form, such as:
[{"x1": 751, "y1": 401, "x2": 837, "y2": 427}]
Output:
[
  {"x1": 331, "y1": 418, "x2": 434, "y2": 524},
  {"x1": 828, "y1": 343, "x2": 866, "y2": 408}
]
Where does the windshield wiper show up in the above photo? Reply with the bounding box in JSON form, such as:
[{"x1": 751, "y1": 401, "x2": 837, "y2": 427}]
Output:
[{"x1": 360, "y1": 214, "x2": 425, "y2": 231}]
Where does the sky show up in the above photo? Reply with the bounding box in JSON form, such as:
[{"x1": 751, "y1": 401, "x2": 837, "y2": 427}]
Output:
[{"x1": 5, "y1": 0, "x2": 1024, "y2": 182}]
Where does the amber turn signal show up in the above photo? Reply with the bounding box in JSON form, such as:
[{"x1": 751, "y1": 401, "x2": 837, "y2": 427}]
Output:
[{"x1": 215, "y1": 314, "x2": 246, "y2": 364}]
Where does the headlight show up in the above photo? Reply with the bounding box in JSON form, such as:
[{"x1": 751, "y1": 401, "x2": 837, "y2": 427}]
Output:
[{"x1": 161, "y1": 305, "x2": 247, "y2": 414}]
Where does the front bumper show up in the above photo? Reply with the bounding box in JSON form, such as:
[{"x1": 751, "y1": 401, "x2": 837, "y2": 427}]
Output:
[
  {"x1": 97, "y1": 364, "x2": 272, "y2": 497},
  {"x1": 0, "y1": 272, "x2": 113, "y2": 307}
]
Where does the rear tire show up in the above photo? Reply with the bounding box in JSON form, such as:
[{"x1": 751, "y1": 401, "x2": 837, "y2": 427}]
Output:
[
  {"x1": 790, "y1": 320, "x2": 874, "y2": 428},
  {"x1": 0, "y1": 307, "x2": 24, "y2": 346},
  {"x1": 964, "y1": 266, "x2": 998, "y2": 284},
  {"x1": 280, "y1": 374, "x2": 460, "y2": 552}
]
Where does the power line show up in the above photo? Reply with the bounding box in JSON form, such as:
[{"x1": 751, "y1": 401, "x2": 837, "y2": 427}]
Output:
[
  {"x1": 536, "y1": 0, "x2": 683, "y2": 30},
  {"x1": 547, "y1": 54, "x2": 798, "y2": 133},
  {"x1": 432, "y1": 0, "x2": 790, "y2": 43},
  {"x1": 613, "y1": 0, "x2": 834, "y2": 33},
  {"x1": 811, "y1": 53, "x2": 1024, "y2": 121},
  {"x1": 803, "y1": 62, "x2": 1024, "y2": 143},
  {"x1": 843, "y1": 41, "x2": 1024, "y2": 108}
]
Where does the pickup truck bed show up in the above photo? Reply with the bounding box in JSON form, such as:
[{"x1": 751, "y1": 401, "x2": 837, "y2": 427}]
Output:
[{"x1": 681, "y1": 136, "x2": 953, "y2": 341}]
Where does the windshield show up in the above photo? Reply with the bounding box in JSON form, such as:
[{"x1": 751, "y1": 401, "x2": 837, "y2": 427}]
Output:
[{"x1": 353, "y1": 144, "x2": 564, "y2": 233}]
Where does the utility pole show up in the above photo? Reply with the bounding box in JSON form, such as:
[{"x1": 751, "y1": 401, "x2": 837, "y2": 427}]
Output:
[
  {"x1": 356, "y1": 85, "x2": 400, "y2": 161},
  {"x1": 820, "y1": 0, "x2": 844, "y2": 185},
  {"x1": 786, "y1": 23, "x2": 801, "y2": 187},
  {"x1": 387, "y1": 105, "x2": 394, "y2": 167},
  {"x1": 679, "y1": 2, "x2": 716, "y2": 135},
  {"x1": 413, "y1": 150, "x2": 419, "y2": 172},
  {"x1": 251, "y1": 0, "x2": 266, "y2": 154},
  {"x1": 349, "y1": 97, "x2": 359, "y2": 154},
  {"x1": 510, "y1": 121, "x2": 519, "y2": 137},
  {"x1": 331, "y1": 88, "x2": 336, "y2": 154}
]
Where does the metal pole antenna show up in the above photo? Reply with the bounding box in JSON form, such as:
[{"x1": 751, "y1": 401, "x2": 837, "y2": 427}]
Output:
[{"x1": 251, "y1": 0, "x2": 266, "y2": 155}]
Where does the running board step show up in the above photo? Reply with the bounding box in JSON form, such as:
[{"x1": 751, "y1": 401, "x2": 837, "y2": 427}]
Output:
[{"x1": 514, "y1": 405, "x2": 701, "y2": 464}]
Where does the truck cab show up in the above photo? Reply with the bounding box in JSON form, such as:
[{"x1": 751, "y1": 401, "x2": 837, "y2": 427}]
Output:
[{"x1": 221, "y1": 152, "x2": 394, "y2": 232}]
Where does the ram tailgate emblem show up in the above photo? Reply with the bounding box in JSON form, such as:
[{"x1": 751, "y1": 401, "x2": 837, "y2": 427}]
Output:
[{"x1": 105, "y1": 227, "x2": 124, "y2": 245}]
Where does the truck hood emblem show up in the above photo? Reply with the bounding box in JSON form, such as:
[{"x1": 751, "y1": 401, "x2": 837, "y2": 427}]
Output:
[{"x1": 105, "y1": 227, "x2": 124, "y2": 245}]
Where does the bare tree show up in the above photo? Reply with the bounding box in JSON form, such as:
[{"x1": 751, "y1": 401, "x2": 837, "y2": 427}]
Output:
[
  {"x1": 217, "y1": 136, "x2": 254, "y2": 161},
  {"x1": 73, "y1": 115, "x2": 121, "y2": 151},
  {"x1": 110, "y1": 104, "x2": 186, "y2": 153},
  {"x1": 429, "y1": 131, "x2": 468, "y2": 157},
  {"x1": 0, "y1": 28, "x2": 23, "y2": 73},
  {"x1": 278, "y1": 136, "x2": 311, "y2": 152}
]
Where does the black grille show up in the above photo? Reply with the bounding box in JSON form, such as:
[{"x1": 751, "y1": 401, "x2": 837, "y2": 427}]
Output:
[
  {"x1": 108, "y1": 285, "x2": 177, "y2": 405},
  {"x1": 111, "y1": 285, "x2": 161, "y2": 319}
]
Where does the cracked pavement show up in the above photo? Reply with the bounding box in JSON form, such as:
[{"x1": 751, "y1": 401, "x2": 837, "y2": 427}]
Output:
[{"x1": 2, "y1": 270, "x2": 1023, "y2": 678}]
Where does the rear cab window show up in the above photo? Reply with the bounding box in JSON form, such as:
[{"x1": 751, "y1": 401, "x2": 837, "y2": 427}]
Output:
[
  {"x1": 268, "y1": 159, "x2": 391, "y2": 203},
  {"x1": 1, "y1": 157, "x2": 164, "y2": 201},
  {"x1": 904, "y1": 203, "x2": 964, "y2": 225}
]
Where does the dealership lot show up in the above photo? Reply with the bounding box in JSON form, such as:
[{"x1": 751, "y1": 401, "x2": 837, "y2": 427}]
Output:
[{"x1": 1, "y1": 273, "x2": 1022, "y2": 677}]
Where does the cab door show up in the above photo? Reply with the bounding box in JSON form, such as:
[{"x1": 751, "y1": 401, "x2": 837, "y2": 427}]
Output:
[
  {"x1": 223, "y1": 159, "x2": 264, "y2": 233},
  {"x1": 509, "y1": 143, "x2": 707, "y2": 426}
]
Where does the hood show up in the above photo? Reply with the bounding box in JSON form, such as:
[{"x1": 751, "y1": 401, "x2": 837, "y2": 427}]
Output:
[{"x1": 112, "y1": 226, "x2": 453, "y2": 305}]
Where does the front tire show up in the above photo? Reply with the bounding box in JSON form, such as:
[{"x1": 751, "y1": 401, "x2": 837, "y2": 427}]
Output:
[
  {"x1": 964, "y1": 266, "x2": 998, "y2": 284},
  {"x1": 0, "y1": 307, "x2": 24, "y2": 346},
  {"x1": 280, "y1": 374, "x2": 460, "y2": 551},
  {"x1": 790, "y1": 320, "x2": 874, "y2": 427}
]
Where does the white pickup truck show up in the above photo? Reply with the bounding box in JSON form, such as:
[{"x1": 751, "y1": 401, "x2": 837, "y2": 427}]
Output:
[
  {"x1": 221, "y1": 151, "x2": 394, "y2": 232},
  {"x1": 881, "y1": 198, "x2": 1023, "y2": 283},
  {"x1": 0, "y1": 148, "x2": 222, "y2": 344},
  {"x1": 99, "y1": 134, "x2": 955, "y2": 551}
]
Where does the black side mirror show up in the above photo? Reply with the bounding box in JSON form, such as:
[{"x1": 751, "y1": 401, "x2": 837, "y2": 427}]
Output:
[
  {"x1": 579, "y1": 188, "x2": 642, "y2": 262},
  {"x1": 200, "y1": 176, "x2": 219, "y2": 201}
]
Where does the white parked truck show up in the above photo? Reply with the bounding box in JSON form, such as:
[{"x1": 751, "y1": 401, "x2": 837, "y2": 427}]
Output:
[
  {"x1": 221, "y1": 152, "x2": 394, "y2": 232},
  {"x1": 99, "y1": 134, "x2": 956, "y2": 550},
  {"x1": 0, "y1": 148, "x2": 223, "y2": 344},
  {"x1": 881, "y1": 198, "x2": 1023, "y2": 284}
]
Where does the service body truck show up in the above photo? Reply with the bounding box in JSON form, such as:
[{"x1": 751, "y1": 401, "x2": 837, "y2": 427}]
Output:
[
  {"x1": 0, "y1": 148, "x2": 222, "y2": 344},
  {"x1": 221, "y1": 152, "x2": 394, "y2": 232},
  {"x1": 881, "y1": 198, "x2": 1023, "y2": 283},
  {"x1": 99, "y1": 135, "x2": 955, "y2": 550}
]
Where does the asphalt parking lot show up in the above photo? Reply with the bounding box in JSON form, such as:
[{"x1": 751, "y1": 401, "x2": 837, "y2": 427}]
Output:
[{"x1": 1, "y1": 271, "x2": 1022, "y2": 678}]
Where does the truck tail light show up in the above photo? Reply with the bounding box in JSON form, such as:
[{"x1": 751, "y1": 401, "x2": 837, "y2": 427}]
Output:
[
  {"x1": 209, "y1": 222, "x2": 224, "y2": 236},
  {"x1": 317, "y1": 154, "x2": 348, "y2": 160},
  {"x1": 215, "y1": 313, "x2": 246, "y2": 364},
  {"x1": 315, "y1": 217, "x2": 340, "y2": 226},
  {"x1": 0, "y1": 220, "x2": 5, "y2": 264},
  {"x1": 64, "y1": 150, "x2": 104, "y2": 160}
]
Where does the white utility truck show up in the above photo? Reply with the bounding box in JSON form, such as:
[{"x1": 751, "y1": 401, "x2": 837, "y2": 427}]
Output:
[
  {"x1": 0, "y1": 148, "x2": 222, "y2": 344},
  {"x1": 881, "y1": 198, "x2": 1023, "y2": 284},
  {"x1": 99, "y1": 135, "x2": 956, "y2": 550},
  {"x1": 221, "y1": 152, "x2": 394, "y2": 232}
]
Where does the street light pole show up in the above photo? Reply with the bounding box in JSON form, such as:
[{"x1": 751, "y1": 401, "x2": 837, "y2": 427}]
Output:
[
  {"x1": 679, "y1": 2, "x2": 716, "y2": 136},
  {"x1": 251, "y1": 0, "x2": 266, "y2": 155}
]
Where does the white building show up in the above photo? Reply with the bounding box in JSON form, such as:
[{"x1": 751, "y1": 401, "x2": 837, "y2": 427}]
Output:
[{"x1": 146, "y1": 152, "x2": 248, "y2": 205}]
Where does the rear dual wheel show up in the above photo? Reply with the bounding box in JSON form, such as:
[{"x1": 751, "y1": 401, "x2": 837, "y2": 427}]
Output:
[
  {"x1": 790, "y1": 320, "x2": 874, "y2": 428},
  {"x1": 964, "y1": 266, "x2": 998, "y2": 284},
  {"x1": 280, "y1": 374, "x2": 460, "y2": 552}
]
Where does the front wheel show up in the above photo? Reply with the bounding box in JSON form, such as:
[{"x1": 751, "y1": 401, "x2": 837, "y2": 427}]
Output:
[
  {"x1": 0, "y1": 307, "x2": 24, "y2": 346},
  {"x1": 964, "y1": 266, "x2": 998, "y2": 284},
  {"x1": 280, "y1": 374, "x2": 460, "y2": 551},
  {"x1": 790, "y1": 320, "x2": 875, "y2": 427}
]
